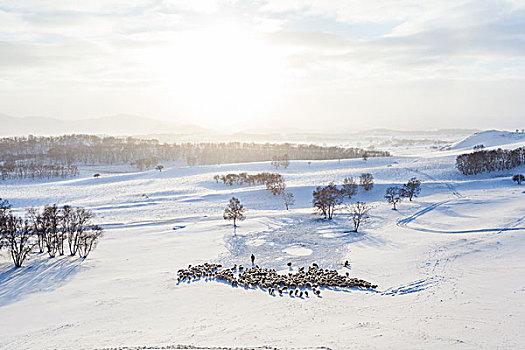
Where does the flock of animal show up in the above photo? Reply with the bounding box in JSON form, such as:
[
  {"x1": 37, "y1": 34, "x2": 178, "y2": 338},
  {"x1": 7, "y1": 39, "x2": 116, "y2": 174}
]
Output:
[{"x1": 176, "y1": 257, "x2": 377, "y2": 298}]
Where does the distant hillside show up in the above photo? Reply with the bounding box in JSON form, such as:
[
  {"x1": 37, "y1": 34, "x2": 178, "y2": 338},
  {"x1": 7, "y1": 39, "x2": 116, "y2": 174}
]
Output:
[
  {"x1": 450, "y1": 130, "x2": 525, "y2": 150},
  {"x1": 0, "y1": 114, "x2": 209, "y2": 136}
]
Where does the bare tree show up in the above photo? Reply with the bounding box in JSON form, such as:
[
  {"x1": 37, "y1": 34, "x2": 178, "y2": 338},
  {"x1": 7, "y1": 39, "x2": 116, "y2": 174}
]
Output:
[
  {"x1": 0, "y1": 198, "x2": 11, "y2": 251},
  {"x1": 26, "y1": 207, "x2": 46, "y2": 253},
  {"x1": 401, "y1": 177, "x2": 421, "y2": 201},
  {"x1": 313, "y1": 182, "x2": 344, "y2": 219},
  {"x1": 0, "y1": 212, "x2": 35, "y2": 267},
  {"x1": 271, "y1": 155, "x2": 290, "y2": 169},
  {"x1": 223, "y1": 197, "x2": 246, "y2": 228},
  {"x1": 68, "y1": 207, "x2": 94, "y2": 256},
  {"x1": 281, "y1": 154, "x2": 290, "y2": 169},
  {"x1": 282, "y1": 192, "x2": 295, "y2": 210},
  {"x1": 77, "y1": 225, "x2": 103, "y2": 259},
  {"x1": 342, "y1": 177, "x2": 358, "y2": 199},
  {"x1": 513, "y1": 174, "x2": 524, "y2": 185},
  {"x1": 42, "y1": 204, "x2": 60, "y2": 257},
  {"x1": 271, "y1": 156, "x2": 280, "y2": 169},
  {"x1": 385, "y1": 187, "x2": 402, "y2": 210},
  {"x1": 360, "y1": 173, "x2": 374, "y2": 191},
  {"x1": 348, "y1": 202, "x2": 370, "y2": 232}
]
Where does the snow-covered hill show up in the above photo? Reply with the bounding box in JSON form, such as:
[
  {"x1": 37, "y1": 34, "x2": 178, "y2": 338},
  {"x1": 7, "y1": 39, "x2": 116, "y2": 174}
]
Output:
[
  {"x1": 0, "y1": 151, "x2": 524, "y2": 349},
  {"x1": 449, "y1": 129, "x2": 525, "y2": 150}
]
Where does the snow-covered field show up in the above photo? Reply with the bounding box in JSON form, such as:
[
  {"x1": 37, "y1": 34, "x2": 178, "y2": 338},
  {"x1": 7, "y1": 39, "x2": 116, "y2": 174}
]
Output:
[{"x1": 1, "y1": 133, "x2": 525, "y2": 349}]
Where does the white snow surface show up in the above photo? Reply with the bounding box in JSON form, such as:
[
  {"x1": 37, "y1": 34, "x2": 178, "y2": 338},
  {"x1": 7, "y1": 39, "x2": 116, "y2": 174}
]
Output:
[
  {"x1": 1, "y1": 145, "x2": 525, "y2": 349},
  {"x1": 450, "y1": 129, "x2": 525, "y2": 150}
]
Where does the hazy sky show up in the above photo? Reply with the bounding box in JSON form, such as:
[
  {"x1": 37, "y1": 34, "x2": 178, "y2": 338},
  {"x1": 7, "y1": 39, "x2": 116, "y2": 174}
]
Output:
[{"x1": 1, "y1": 0, "x2": 524, "y2": 132}]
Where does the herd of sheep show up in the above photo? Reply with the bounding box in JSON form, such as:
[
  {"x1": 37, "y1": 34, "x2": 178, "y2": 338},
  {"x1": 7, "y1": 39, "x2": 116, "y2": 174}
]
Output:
[{"x1": 177, "y1": 261, "x2": 377, "y2": 298}]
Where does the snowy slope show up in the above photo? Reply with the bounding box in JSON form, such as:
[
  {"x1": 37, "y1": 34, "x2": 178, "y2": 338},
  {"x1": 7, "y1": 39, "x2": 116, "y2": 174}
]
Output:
[
  {"x1": 449, "y1": 129, "x2": 525, "y2": 150},
  {"x1": 0, "y1": 153, "x2": 524, "y2": 349}
]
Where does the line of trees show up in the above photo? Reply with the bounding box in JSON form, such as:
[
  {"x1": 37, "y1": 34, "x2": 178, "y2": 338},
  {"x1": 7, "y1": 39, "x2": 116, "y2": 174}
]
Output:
[
  {"x1": 214, "y1": 172, "x2": 286, "y2": 196},
  {"x1": 0, "y1": 199, "x2": 103, "y2": 267},
  {"x1": 0, "y1": 135, "x2": 391, "y2": 170},
  {"x1": 456, "y1": 147, "x2": 525, "y2": 175},
  {"x1": 1, "y1": 161, "x2": 78, "y2": 180}
]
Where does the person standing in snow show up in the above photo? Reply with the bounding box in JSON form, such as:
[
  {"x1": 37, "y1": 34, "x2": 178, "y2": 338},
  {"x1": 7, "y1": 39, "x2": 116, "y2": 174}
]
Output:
[{"x1": 251, "y1": 254, "x2": 255, "y2": 266}]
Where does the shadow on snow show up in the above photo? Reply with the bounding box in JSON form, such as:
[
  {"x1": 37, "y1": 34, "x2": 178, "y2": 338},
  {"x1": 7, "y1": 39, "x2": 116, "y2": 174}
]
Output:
[{"x1": 0, "y1": 254, "x2": 83, "y2": 306}]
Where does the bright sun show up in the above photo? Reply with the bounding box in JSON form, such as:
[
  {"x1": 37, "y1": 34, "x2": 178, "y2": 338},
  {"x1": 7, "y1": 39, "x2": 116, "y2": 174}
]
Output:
[{"x1": 140, "y1": 23, "x2": 285, "y2": 126}]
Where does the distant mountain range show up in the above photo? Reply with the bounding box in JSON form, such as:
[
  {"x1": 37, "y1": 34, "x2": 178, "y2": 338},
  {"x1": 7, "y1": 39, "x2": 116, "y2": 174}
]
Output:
[{"x1": 0, "y1": 113, "x2": 209, "y2": 136}]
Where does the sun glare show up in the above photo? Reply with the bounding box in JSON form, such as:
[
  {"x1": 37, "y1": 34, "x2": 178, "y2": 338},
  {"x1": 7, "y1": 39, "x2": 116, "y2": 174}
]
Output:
[{"x1": 140, "y1": 22, "x2": 285, "y2": 126}]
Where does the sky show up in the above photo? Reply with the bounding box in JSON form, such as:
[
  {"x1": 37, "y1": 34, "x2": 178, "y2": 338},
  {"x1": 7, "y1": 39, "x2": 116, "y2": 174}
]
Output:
[{"x1": 0, "y1": 0, "x2": 524, "y2": 133}]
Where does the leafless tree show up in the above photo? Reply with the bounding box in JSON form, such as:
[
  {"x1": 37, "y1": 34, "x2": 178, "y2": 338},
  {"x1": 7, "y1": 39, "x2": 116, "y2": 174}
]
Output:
[
  {"x1": 281, "y1": 154, "x2": 290, "y2": 169},
  {"x1": 360, "y1": 173, "x2": 374, "y2": 191},
  {"x1": 347, "y1": 202, "x2": 370, "y2": 232},
  {"x1": 68, "y1": 207, "x2": 94, "y2": 256},
  {"x1": 401, "y1": 177, "x2": 421, "y2": 201},
  {"x1": 26, "y1": 207, "x2": 46, "y2": 253},
  {"x1": 223, "y1": 197, "x2": 246, "y2": 228},
  {"x1": 271, "y1": 154, "x2": 290, "y2": 169},
  {"x1": 42, "y1": 204, "x2": 60, "y2": 257},
  {"x1": 385, "y1": 186, "x2": 402, "y2": 210},
  {"x1": 342, "y1": 177, "x2": 358, "y2": 199},
  {"x1": 271, "y1": 156, "x2": 280, "y2": 169},
  {"x1": 313, "y1": 182, "x2": 345, "y2": 219},
  {"x1": 77, "y1": 225, "x2": 103, "y2": 259},
  {"x1": 282, "y1": 192, "x2": 295, "y2": 210},
  {"x1": 0, "y1": 212, "x2": 36, "y2": 267}
]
